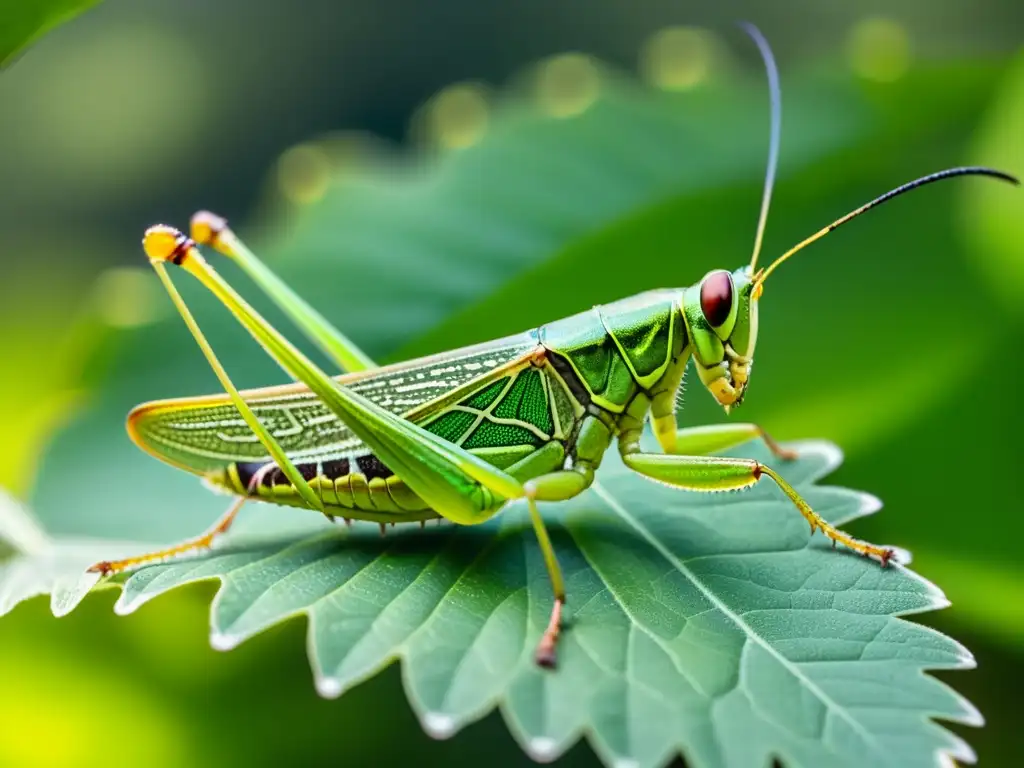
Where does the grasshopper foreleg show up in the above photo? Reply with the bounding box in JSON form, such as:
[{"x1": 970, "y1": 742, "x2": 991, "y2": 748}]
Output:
[
  {"x1": 650, "y1": 418, "x2": 797, "y2": 461},
  {"x1": 625, "y1": 424, "x2": 894, "y2": 566}
]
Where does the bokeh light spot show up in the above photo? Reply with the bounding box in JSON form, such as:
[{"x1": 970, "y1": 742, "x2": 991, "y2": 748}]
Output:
[
  {"x1": 535, "y1": 53, "x2": 600, "y2": 118},
  {"x1": 640, "y1": 27, "x2": 716, "y2": 91},
  {"x1": 277, "y1": 143, "x2": 331, "y2": 205},
  {"x1": 91, "y1": 267, "x2": 167, "y2": 329},
  {"x1": 0, "y1": 23, "x2": 208, "y2": 198},
  {"x1": 0, "y1": 644, "x2": 188, "y2": 768},
  {"x1": 426, "y1": 83, "x2": 489, "y2": 150},
  {"x1": 847, "y1": 17, "x2": 911, "y2": 83}
]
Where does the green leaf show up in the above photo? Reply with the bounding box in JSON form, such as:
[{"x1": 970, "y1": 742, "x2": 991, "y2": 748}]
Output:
[
  {"x1": 34, "y1": 440, "x2": 978, "y2": 768},
  {"x1": 0, "y1": 488, "x2": 126, "y2": 617},
  {"x1": 0, "y1": 0, "x2": 100, "y2": 69}
]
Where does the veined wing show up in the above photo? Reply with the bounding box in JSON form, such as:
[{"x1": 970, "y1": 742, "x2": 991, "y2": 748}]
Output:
[{"x1": 129, "y1": 330, "x2": 540, "y2": 474}]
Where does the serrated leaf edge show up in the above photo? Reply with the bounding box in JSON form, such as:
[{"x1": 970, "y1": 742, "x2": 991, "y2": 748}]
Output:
[{"x1": 39, "y1": 440, "x2": 979, "y2": 768}]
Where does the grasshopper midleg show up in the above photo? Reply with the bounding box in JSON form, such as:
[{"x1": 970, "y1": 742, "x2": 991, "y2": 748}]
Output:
[
  {"x1": 623, "y1": 423, "x2": 886, "y2": 559},
  {"x1": 86, "y1": 27, "x2": 1018, "y2": 669}
]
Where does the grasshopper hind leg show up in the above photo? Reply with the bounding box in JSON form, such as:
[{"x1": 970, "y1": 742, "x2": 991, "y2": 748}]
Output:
[
  {"x1": 141, "y1": 225, "x2": 589, "y2": 669},
  {"x1": 189, "y1": 211, "x2": 375, "y2": 374},
  {"x1": 87, "y1": 464, "x2": 274, "y2": 576}
]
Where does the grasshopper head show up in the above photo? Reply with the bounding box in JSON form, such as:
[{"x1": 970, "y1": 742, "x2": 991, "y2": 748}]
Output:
[
  {"x1": 681, "y1": 266, "x2": 759, "y2": 413},
  {"x1": 681, "y1": 22, "x2": 1021, "y2": 414}
]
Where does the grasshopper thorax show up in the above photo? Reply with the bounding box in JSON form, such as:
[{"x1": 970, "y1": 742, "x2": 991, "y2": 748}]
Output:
[{"x1": 681, "y1": 266, "x2": 759, "y2": 412}]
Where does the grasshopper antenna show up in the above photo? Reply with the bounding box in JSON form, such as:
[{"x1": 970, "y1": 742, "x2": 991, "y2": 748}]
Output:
[
  {"x1": 752, "y1": 166, "x2": 1020, "y2": 295},
  {"x1": 740, "y1": 21, "x2": 781, "y2": 273}
]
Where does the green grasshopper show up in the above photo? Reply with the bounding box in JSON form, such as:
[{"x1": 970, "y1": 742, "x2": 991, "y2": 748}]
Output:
[{"x1": 88, "y1": 27, "x2": 1018, "y2": 668}]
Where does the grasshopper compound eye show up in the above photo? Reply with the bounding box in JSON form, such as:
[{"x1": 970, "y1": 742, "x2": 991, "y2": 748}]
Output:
[{"x1": 700, "y1": 271, "x2": 734, "y2": 328}]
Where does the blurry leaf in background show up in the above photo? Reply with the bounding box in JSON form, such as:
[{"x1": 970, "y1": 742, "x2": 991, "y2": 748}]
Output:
[
  {"x1": 25, "y1": 441, "x2": 984, "y2": 768},
  {"x1": 0, "y1": 488, "x2": 122, "y2": 618},
  {"x1": 962, "y1": 48, "x2": 1024, "y2": 319},
  {"x1": 0, "y1": 21, "x2": 208, "y2": 207},
  {"x1": 759, "y1": 333, "x2": 980, "y2": 456},
  {"x1": 0, "y1": 263, "x2": 90, "y2": 496},
  {"x1": 911, "y1": 547, "x2": 1024, "y2": 650},
  {"x1": 0, "y1": 254, "x2": 164, "y2": 498},
  {"x1": 0, "y1": 0, "x2": 99, "y2": 68}
]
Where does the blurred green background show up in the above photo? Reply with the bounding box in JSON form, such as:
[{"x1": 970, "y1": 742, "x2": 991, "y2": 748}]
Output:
[{"x1": 1, "y1": 1, "x2": 1022, "y2": 766}]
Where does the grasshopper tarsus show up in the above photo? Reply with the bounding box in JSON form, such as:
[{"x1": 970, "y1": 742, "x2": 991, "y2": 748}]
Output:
[
  {"x1": 534, "y1": 597, "x2": 564, "y2": 670},
  {"x1": 534, "y1": 647, "x2": 557, "y2": 669}
]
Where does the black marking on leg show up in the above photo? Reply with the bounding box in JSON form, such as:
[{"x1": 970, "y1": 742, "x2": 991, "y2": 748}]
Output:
[
  {"x1": 357, "y1": 454, "x2": 392, "y2": 480},
  {"x1": 298, "y1": 462, "x2": 318, "y2": 482}
]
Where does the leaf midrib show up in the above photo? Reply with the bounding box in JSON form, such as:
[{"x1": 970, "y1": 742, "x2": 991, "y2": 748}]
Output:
[{"x1": 591, "y1": 481, "x2": 891, "y2": 765}]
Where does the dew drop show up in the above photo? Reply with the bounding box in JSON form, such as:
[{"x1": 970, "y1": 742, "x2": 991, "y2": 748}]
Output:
[
  {"x1": 423, "y1": 712, "x2": 457, "y2": 739},
  {"x1": 529, "y1": 737, "x2": 560, "y2": 761},
  {"x1": 113, "y1": 593, "x2": 140, "y2": 616},
  {"x1": 210, "y1": 632, "x2": 239, "y2": 651},
  {"x1": 316, "y1": 677, "x2": 343, "y2": 698}
]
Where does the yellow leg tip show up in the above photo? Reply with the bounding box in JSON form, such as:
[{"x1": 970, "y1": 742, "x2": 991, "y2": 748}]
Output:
[
  {"x1": 190, "y1": 211, "x2": 228, "y2": 246},
  {"x1": 143, "y1": 225, "x2": 191, "y2": 264}
]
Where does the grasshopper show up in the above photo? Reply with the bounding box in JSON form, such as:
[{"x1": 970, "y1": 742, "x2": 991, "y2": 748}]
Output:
[{"x1": 88, "y1": 27, "x2": 1018, "y2": 668}]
